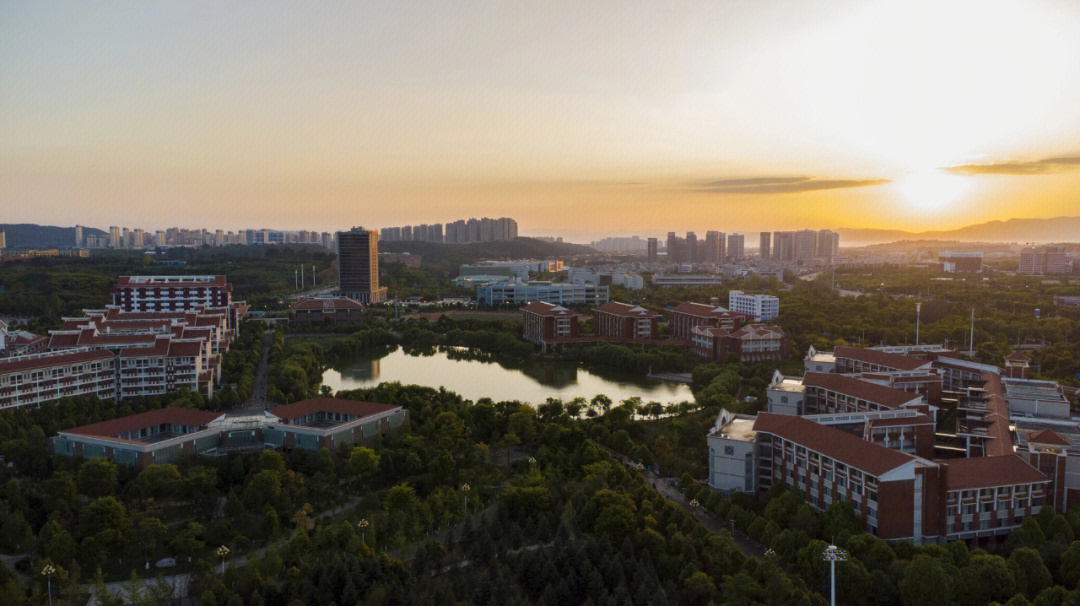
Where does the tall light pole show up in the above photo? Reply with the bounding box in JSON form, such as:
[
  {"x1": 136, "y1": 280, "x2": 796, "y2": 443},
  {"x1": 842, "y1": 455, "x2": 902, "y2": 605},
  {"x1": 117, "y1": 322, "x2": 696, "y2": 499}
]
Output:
[
  {"x1": 822, "y1": 544, "x2": 847, "y2": 606},
  {"x1": 216, "y1": 545, "x2": 229, "y2": 575},
  {"x1": 915, "y1": 302, "x2": 922, "y2": 345},
  {"x1": 41, "y1": 563, "x2": 55, "y2": 606},
  {"x1": 461, "y1": 483, "x2": 470, "y2": 514},
  {"x1": 357, "y1": 518, "x2": 369, "y2": 544}
]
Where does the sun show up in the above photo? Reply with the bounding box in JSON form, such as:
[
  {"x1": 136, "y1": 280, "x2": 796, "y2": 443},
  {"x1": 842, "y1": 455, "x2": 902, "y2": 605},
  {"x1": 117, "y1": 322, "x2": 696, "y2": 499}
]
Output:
[{"x1": 893, "y1": 170, "x2": 970, "y2": 212}]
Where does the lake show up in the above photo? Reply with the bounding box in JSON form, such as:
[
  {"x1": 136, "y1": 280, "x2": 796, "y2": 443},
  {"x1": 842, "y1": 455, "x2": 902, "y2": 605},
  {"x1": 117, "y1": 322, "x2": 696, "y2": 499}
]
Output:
[{"x1": 321, "y1": 348, "x2": 695, "y2": 405}]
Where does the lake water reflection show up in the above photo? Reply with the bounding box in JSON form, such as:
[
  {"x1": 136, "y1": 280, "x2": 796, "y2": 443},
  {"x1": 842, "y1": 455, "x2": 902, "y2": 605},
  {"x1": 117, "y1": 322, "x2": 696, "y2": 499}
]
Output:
[{"x1": 321, "y1": 348, "x2": 694, "y2": 405}]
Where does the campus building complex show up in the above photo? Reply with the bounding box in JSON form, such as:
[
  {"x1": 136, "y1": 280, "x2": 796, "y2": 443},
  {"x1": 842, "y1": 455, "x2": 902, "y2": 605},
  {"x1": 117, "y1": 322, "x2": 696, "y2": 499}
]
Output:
[
  {"x1": 337, "y1": 228, "x2": 388, "y2": 303},
  {"x1": 709, "y1": 345, "x2": 1077, "y2": 544},
  {"x1": 477, "y1": 281, "x2": 609, "y2": 306},
  {"x1": 521, "y1": 302, "x2": 579, "y2": 346},
  {"x1": 0, "y1": 276, "x2": 248, "y2": 410},
  {"x1": 593, "y1": 302, "x2": 660, "y2": 340},
  {"x1": 54, "y1": 399, "x2": 408, "y2": 468},
  {"x1": 691, "y1": 324, "x2": 790, "y2": 363}
]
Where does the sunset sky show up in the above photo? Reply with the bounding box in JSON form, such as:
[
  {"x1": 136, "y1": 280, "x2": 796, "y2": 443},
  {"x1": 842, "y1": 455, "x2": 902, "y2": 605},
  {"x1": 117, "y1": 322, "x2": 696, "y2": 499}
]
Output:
[{"x1": 3, "y1": 1, "x2": 1080, "y2": 240}]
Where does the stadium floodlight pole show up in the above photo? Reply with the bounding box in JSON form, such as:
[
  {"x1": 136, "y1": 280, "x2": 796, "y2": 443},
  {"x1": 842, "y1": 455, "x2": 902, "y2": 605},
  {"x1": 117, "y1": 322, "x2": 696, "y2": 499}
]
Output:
[
  {"x1": 41, "y1": 563, "x2": 55, "y2": 606},
  {"x1": 915, "y1": 302, "x2": 922, "y2": 345},
  {"x1": 357, "y1": 518, "x2": 369, "y2": 544},
  {"x1": 822, "y1": 544, "x2": 847, "y2": 606},
  {"x1": 216, "y1": 545, "x2": 230, "y2": 575}
]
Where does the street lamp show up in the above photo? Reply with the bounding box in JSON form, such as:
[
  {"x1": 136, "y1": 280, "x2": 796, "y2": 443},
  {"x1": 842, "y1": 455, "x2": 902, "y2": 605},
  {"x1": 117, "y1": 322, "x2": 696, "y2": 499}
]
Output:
[
  {"x1": 689, "y1": 499, "x2": 700, "y2": 508},
  {"x1": 41, "y1": 563, "x2": 55, "y2": 606},
  {"x1": 216, "y1": 545, "x2": 230, "y2": 575},
  {"x1": 822, "y1": 544, "x2": 847, "y2": 606},
  {"x1": 461, "y1": 484, "x2": 471, "y2": 514},
  {"x1": 357, "y1": 518, "x2": 369, "y2": 544},
  {"x1": 527, "y1": 456, "x2": 536, "y2": 465}
]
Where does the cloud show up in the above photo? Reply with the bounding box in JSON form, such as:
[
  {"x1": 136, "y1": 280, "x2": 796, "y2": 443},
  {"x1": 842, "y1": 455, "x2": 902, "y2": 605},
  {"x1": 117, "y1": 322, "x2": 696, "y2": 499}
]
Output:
[
  {"x1": 943, "y1": 155, "x2": 1080, "y2": 175},
  {"x1": 695, "y1": 176, "x2": 889, "y2": 194}
]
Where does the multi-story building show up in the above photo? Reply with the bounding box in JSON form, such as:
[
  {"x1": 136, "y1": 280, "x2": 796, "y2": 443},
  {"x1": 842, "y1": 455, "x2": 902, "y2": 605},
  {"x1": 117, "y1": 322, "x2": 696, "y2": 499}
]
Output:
[
  {"x1": 1019, "y1": 246, "x2": 1071, "y2": 275},
  {"x1": 647, "y1": 237, "x2": 658, "y2": 263},
  {"x1": 521, "y1": 302, "x2": 579, "y2": 345},
  {"x1": 669, "y1": 301, "x2": 749, "y2": 341},
  {"x1": 759, "y1": 232, "x2": 771, "y2": 260},
  {"x1": 1053, "y1": 296, "x2": 1080, "y2": 309},
  {"x1": 477, "y1": 281, "x2": 608, "y2": 306},
  {"x1": 0, "y1": 349, "x2": 117, "y2": 411},
  {"x1": 264, "y1": 398, "x2": 408, "y2": 451},
  {"x1": 708, "y1": 411, "x2": 1050, "y2": 543},
  {"x1": 112, "y1": 275, "x2": 234, "y2": 314},
  {"x1": 792, "y1": 230, "x2": 818, "y2": 261},
  {"x1": 817, "y1": 230, "x2": 840, "y2": 262},
  {"x1": 651, "y1": 274, "x2": 726, "y2": 287},
  {"x1": 337, "y1": 228, "x2": 388, "y2": 303},
  {"x1": 727, "y1": 290, "x2": 779, "y2": 321},
  {"x1": 940, "y1": 251, "x2": 983, "y2": 272},
  {"x1": 833, "y1": 346, "x2": 934, "y2": 374},
  {"x1": 727, "y1": 233, "x2": 745, "y2": 261},
  {"x1": 0, "y1": 320, "x2": 47, "y2": 357},
  {"x1": 691, "y1": 323, "x2": 790, "y2": 363},
  {"x1": 593, "y1": 302, "x2": 660, "y2": 340},
  {"x1": 55, "y1": 408, "x2": 226, "y2": 468}
]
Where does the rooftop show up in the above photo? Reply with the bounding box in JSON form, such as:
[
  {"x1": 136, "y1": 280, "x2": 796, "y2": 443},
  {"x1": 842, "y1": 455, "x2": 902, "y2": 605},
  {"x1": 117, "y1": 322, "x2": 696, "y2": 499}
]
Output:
[
  {"x1": 834, "y1": 346, "x2": 931, "y2": 371},
  {"x1": 802, "y1": 372, "x2": 923, "y2": 409},
  {"x1": 753, "y1": 412, "x2": 916, "y2": 477},
  {"x1": 942, "y1": 455, "x2": 1047, "y2": 491},
  {"x1": 267, "y1": 398, "x2": 400, "y2": 422},
  {"x1": 62, "y1": 408, "x2": 224, "y2": 441}
]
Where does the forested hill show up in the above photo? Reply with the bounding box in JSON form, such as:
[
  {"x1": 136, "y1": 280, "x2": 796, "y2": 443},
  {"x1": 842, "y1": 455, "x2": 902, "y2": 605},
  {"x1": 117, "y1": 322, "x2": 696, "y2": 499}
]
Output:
[
  {"x1": 381, "y1": 236, "x2": 596, "y2": 271},
  {"x1": 0, "y1": 223, "x2": 105, "y2": 249}
]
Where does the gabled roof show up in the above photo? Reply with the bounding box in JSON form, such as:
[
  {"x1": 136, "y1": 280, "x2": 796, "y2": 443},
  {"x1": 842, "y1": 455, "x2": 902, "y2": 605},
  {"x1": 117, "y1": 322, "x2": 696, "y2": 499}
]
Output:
[
  {"x1": 866, "y1": 414, "x2": 933, "y2": 428},
  {"x1": 290, "y1": 297, "x2": 364, "y2": 311},
  {"x1": 521, "y1": 301, "x2": 572, "y2": 316},
  {"x1": 267, "y1": 398, "x2": 400, "y2": 421},
  {"x1": 593, "y1": 301, "x2": 659, "y2": 318},
  {"x1": 802, "y1": 372, "x2": 922, "y2": 409},
  {"x1": 670, "y1": 301, "x2": 728, "y2": 316},
  {"x1": 0, "y1": 349, "x2": 114, "y2": 374},
  {"x1": 1004, "y1": 352, "x2": 1032, "y2": 362},
  {"x1": 62, "y1": 408, "x2": 224, "y2": 440},
  {"x1": 834, "y1": 347, "x2": 931, "y2": 371},
  {"x1": 1027, "y1": 429, "x2": 1071, "y2": 446},
  {"x1": 732, "y1": 324, "x2": 786, "y2": 339},
  {"x1": 943, "y1": 455, "x2": 1047, "y2": 491},
  {"x1": 753, "y1": 412, "x2": 916, "y2": 477}
]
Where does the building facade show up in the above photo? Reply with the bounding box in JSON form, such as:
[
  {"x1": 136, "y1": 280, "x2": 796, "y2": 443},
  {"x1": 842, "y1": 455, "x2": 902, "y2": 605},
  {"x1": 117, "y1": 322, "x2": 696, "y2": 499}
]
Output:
[
  {"x1": 593, "y1": 302, "x2": 660, "y2": 340},
  {"x1": 477, "y1": 281, "x2": 608, "y2": 306},
  {"x1": 338, "y1": 228, "x2": 388, "y2": 303},
  {"x1": 521, "y1": 302, "x2": 579, "y2": 345},
  {"x1": 727, "y1": 290, "x2": 779, "y2": 321},
  {"x1": 290, "y1": 297, "x2": 364, "y2": 324}
]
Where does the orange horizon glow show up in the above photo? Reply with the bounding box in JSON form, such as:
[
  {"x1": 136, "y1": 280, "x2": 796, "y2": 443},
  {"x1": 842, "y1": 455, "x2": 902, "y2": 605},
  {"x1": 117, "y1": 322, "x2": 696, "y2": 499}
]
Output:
[{"x1": 3, "y1": 1, "x2": 1080, "y2": 239}]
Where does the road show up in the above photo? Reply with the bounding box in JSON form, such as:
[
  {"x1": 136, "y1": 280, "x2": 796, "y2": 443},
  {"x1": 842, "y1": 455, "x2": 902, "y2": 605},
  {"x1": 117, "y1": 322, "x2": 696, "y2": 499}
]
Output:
[{"x1": 237, "y1": 330, "x2": 273, "y2": 413}]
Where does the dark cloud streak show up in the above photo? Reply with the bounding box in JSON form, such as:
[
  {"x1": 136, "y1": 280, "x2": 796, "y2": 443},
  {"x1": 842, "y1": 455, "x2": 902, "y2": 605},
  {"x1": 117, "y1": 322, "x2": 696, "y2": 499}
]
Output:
[
  {"x1": 944, "y1": 155, "x2": 1080, "y2": 175},
  {"x1": 696, "y1": 176, "x2": 888, "y2": 194}
]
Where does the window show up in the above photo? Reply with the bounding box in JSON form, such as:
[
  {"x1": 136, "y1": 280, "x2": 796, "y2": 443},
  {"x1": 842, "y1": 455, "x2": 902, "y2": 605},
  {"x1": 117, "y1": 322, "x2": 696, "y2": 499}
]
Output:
[{"x1": 724, "y1": 446, "x2": 735, "y2": 456}]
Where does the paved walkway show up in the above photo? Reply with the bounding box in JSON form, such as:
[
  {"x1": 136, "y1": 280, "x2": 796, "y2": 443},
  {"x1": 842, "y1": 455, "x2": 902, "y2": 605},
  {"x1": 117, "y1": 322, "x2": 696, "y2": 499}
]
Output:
[{"x1": 237, "y1": 330, "x2": 273, "y2": 413}]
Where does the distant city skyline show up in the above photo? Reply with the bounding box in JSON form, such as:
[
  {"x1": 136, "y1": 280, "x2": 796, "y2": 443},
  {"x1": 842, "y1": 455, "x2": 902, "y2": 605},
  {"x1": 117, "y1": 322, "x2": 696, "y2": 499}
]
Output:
[{"x1": 4, "y1": 2, "x2": 1080, "y2": 236}]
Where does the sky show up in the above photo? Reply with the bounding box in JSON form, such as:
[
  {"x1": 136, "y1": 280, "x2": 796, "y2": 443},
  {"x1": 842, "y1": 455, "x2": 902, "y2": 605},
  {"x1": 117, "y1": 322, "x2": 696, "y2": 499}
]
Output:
[{"x1": 3, "y1": 0, "x2": 1080, "y2": 241}]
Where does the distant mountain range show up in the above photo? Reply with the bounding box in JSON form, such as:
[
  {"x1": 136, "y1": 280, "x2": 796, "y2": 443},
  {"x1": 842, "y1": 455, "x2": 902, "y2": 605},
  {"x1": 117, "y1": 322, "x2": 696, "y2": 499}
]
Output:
[
  {"x1": 837, "y1": 216, "x2": 1080, "y2": 246},
  {"x1": 0, "y1": 224, "x2": 106, "y2": 249}
]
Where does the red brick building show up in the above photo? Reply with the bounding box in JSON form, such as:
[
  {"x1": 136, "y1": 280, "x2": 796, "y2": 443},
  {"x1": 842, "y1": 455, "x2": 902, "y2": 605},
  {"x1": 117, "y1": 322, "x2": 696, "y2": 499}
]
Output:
[
  {"x1": 669, "y1": 301, "x2": 749, "y2": 341},
  {"x1": 593, "y1": 302, "x2": 660, "y2": 339},
  {"x1": 55, "y1": 408, "x2": 226, "y2": 468},
  {"x1": 290, "y1": 297, "x2": 364, "y2": 324},
  {"x1": 521, "y1": 302, "x2": 578, "y2": 345},
  {"x1": 691, "y1": 323, "x2": 790, "y2": 363}
]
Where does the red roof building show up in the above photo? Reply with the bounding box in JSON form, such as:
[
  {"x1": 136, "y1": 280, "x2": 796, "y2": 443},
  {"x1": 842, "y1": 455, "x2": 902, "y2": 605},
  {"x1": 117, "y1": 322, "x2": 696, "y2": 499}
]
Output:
[
  {"x1": 691, "y1": 323, "x2": 791, "y2": 363},
  {"x1": 55, "y1": 407, "x2": 225, "y2": 468},
  {"x1": 0, "y1": 349, "x2": 117, "y2": 411},
  {"x1": 669, "y1": 301, "x2": 749, "y2": 341},
  {"x1": 265, "y1": 398, "x2": 408, "y2": 451},
  {"x1": 592, "y1": 302, "x2": 660, "y2": 340},
  {"x1": 289, "y1": 297, "x2": 364, "y2": 325},
  {"x1": 521, "y1": 302, "x2": 578, "y2": 346},
  {"x1": 802, "y1": 372, "x2": 927, "y2": 414},
  {"x1": 834, "y1": 347, "x2": 933, "y2": 373}
]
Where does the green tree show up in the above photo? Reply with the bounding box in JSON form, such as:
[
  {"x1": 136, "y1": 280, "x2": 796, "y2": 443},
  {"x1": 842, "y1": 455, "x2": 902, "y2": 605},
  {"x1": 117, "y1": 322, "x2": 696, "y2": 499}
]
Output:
[
  {"x1": 1008, "y1": 548, "x2": 1052, "y2": 599},
  {"x1": 958, "y1": 554, "x2": 1016, "y2": 606},
  {"x1": 899, "y1": 555, "x2": 953, "y2": 606},
  {"x1": 77, "y1": 457, "x2": 118, "y2": 498}
]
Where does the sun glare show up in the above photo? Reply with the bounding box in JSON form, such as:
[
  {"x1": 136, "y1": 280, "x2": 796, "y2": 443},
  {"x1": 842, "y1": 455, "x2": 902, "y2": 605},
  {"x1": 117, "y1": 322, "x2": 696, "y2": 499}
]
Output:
[{"x1": 893, "y1": 170, "x2": 970, "y2": 213}]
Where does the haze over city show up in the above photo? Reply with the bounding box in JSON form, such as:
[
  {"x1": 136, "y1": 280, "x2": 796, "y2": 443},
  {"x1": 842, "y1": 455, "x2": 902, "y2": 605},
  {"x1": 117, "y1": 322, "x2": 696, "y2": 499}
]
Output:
[{"x1": 3, "y1": 0, "x2": 1080, "y2": 239}]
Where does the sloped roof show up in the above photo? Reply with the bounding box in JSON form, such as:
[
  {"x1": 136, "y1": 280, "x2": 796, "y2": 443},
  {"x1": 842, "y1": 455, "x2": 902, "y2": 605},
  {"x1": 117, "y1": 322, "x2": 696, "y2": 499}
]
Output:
[
  {"x1": 1027, "y1": 429, "x2": 1071, "y2": 446},
  {"x1": 802, "y1": 372, "x2": 922, "y2": 409},
  {"x1": 290, "y1": 297, "x2": 364, "y2": 311},
  {"x1": 267, "y1": 398, "x2": 400, "y2": 421},
  {"x1": 593, "y1": 301, "x2": 659, "y2": 318},
  {"x1": 0, "y1": 349, "x2": 114, "y2": 374},
  {"x1": 753, "y1": 412, "x2": 915, "y2": 477},
  {"x1": 834, "y1": 347, "x2": 931, "y2": 371},
  {"x1": 943, "y1": 455, "x2": 1047, "y2": 491},
  {"x1": 521, "y1": 301, "x2": 571, "y2": 316},
  {"x1": 62, "y1": 408, "x2": 224, "y2": 440}
]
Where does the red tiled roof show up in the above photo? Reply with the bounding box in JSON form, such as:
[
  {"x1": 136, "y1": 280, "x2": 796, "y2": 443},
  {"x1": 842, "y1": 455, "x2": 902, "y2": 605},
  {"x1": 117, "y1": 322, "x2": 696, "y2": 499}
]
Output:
[
  {"x1": 521, "y1": 301, "x2": 572, "y2": 316},
  {"x1": 802, "y1": 372, "x2": 923, "y2": 409},
  {"x1": 753, "y1": 412, "x2": 916, "y2": 476},
  {"x1": 943, "y1": 455, "x2": 1047, "y2": 491},
  {"x1": 62, "y1": 408, "x2": 224, "y2": 440},
  {"x1": 290, "y1": 297, "x2": 364, "y2": 311},
  {"x1": 980, "y1": 372, "x2": 1013, "y2": 457},
  {"x1": 268, "y1": 398, "x2": 399, "y2": 421},
  {"x1": 1005, "y1": 352, "x2": 1032, "y2": 362},
  {"x1": 867, "y1": 414, "x2": 933, "y2": 428},
  {"x1": 1027, "y1": 428, "x2": 1071, "y2": 446},
  {"x1": 0, "y1": 349, "x2": 114, "y2": 374},
  {"x1": 670, "y1": 301, "x2": 728, "y2": 316},
  {"x1": 834, "y1": 347, "x2": 931, "y2": 371},
  {"x1": 119, "y1": 340, "x2": 171, "y2": 357},
  {"x1": 168, "y1": 341, "x2": 204, "y2": 358},
  {"x1": 593, "y1": 301, "x2": 660, "y2": 318},
  {"x1": 732, "y1": 323, "x2": 786, "y2": 339}
]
